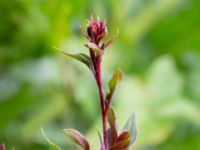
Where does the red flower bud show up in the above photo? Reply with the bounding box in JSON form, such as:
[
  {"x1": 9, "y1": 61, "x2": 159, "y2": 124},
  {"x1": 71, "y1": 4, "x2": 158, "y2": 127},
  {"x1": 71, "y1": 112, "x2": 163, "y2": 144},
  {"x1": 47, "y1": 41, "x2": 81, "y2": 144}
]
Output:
[{"x1": 86, "y1": 17, "x2": 108, "y2": 45}]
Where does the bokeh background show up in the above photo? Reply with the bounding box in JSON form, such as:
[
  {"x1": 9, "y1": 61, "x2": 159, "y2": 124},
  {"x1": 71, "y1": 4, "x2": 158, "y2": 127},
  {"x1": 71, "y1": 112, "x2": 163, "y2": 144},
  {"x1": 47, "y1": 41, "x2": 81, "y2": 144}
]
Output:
[{"x1": 0, "y1": 0, "x2": 200, "y2": 149}]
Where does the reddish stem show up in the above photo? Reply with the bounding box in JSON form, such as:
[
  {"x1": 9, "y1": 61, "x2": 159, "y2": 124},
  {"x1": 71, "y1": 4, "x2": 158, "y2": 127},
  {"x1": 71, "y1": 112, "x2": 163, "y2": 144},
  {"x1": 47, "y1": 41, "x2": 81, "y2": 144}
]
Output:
[{"x1": 96, "y1": 60, "x2": 108, "y2": 150}]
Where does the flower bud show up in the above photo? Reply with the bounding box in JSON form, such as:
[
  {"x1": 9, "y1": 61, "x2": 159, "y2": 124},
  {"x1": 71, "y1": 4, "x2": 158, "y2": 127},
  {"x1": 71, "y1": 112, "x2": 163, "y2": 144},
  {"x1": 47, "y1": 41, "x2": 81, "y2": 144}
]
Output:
[{"x1": 86, "y1": 17, "x2": 108, "y2": 45}]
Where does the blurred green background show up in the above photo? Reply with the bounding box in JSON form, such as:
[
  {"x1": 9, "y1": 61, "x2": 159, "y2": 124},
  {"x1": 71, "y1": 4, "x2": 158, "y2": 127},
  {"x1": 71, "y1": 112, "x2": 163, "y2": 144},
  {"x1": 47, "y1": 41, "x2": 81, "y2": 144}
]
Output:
[{"x1": 0, "y1": 0, "x2": 200, "y2": 149}]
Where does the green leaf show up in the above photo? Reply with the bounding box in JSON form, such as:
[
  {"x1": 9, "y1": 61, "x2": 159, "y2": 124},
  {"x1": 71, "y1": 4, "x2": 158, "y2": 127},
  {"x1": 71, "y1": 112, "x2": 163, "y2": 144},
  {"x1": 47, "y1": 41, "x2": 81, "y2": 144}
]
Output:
[
  {"x1": 122, "y1": 114, "x2": 137, "y2": 145},
  {"x1": 107, "y1": 108, "x2": 118, "y2": 145},
  {"x1": 63, "y1": 128, "x2": 90, "y2": 150},
  {"x1": 108, "y1": 68, "x2": 123, "y2": 96},
  {"x1": 41, "y1": 128, "x2": 62, "y2": 150},
  {"x1": 54, "y1": 47, "x2": 93, "y2": 71},
  {"x1": 107, "y1": 108, "x2": 117, "y2": 129},
  {"x1": 105, "y1": 69, "x2": 123, "y2": 109}
]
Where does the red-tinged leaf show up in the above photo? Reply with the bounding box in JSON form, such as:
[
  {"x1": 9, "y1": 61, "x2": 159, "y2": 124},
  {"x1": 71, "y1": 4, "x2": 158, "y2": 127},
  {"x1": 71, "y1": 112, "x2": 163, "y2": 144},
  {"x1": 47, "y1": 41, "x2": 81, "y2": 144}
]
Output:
[
  {"x1": 54, "y1": 47, "x2": 94, "y2": 72},
  {"x1": 41, "y1": 128, "x2": 62, "y2": 150},
  {"x1": 122, "y1": 114, "x2": 137, "y2": 146},
  {"x1": 0, "y1": 144, "x2": 5, "y2": 150},
  {"x1": 63, "y1": 128, "x2": 90, "y2": 150},
  {"x1": 107, "y1": 108, "x2": 118, "y2": 146},
  {"x1": 109, "y1": 139, "x2": 130, "y2": 150},
  {"x1": 117, "y1": 131, "x2": 130, "y2": 142}
]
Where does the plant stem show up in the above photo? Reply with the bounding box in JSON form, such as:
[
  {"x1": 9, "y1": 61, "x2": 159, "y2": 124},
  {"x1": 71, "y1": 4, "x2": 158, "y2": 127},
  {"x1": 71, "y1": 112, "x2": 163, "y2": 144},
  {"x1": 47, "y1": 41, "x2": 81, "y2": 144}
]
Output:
[{"x1": 96, "y1": 61, "x2": 108, "y2": 150}]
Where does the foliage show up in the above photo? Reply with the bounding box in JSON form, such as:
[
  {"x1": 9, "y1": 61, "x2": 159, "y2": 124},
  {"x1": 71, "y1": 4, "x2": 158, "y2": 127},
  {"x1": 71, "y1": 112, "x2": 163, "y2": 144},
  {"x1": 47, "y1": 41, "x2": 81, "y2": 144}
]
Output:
[{"x1": 0, "y1": 0, "x2": 200, "y2": 150}]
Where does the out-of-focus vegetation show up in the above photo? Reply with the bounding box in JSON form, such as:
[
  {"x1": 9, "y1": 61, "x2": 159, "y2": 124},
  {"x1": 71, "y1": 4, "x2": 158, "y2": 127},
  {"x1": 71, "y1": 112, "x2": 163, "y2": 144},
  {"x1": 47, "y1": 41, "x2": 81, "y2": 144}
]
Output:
[{"x1": 0, "y1": 0, "x2": 200, "y2": 149}]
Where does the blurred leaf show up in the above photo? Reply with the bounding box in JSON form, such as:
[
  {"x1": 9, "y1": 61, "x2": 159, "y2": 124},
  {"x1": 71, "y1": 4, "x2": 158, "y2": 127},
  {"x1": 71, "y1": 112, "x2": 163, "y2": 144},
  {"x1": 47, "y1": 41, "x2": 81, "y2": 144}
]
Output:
[
  {"x1": 149, "y1": 0, "x2": 200, "y2": 54},
  {"x1": 122, "y1": 114, "x2": 137, "y2": 145},
  {"x1": 148, "y1": 56, "x2": 183, "y2": 101},
  {"x1": 0, "y1": 85, "x2": 38, "y2": 128},
  {"x1": 20, "y1": 93, "x2": 66, "y2": 139},
  {"x1": 0, "y1": 144, "x2": 5, "y2": 150},
  {"x1": 63, "y1": 128, "x2": 90, "y2": 150},
  {"x1": 41, "y1": 128, "x2": 62, "y2": 150}
]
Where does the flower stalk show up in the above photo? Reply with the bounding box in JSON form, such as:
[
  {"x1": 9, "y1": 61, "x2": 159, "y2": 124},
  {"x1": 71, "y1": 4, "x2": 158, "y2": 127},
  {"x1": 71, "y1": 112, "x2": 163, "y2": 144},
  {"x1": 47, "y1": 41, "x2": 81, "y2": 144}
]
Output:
[
  {"x1": 84, "y1": 17, "x2": 109, "y2": 148},
  {"x1": 43, "y1": 16, "x2": 137, "y2": 150},
  {"x1": 95, "y1": 60, "x2": 108, "y2": 149}
]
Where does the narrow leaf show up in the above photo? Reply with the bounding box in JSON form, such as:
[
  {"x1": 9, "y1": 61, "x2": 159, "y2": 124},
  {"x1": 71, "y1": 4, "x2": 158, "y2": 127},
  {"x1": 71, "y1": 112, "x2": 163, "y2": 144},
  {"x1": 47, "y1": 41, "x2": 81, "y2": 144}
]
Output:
[
  {"x1": 107, "y1": 108, "x2": 118, "y2": 145},
  {"x1": 108, "y1": 68, "x2": 123, "y2": 96},
  {"x1": 63, "y1": 128, "x2": 90, "y2": 150},
  {"x1": 97, "y1": 129, "x2": 105, "y2": 150},
  {"x1": 54, "y1": 47, "x2": 93, "y2": 71},
  {"x1": 41, "y1": 128, "x2": 62, "y2": 150},
  {"x1": 122, "y1": 114, "x2": 137, "y2": 145}
]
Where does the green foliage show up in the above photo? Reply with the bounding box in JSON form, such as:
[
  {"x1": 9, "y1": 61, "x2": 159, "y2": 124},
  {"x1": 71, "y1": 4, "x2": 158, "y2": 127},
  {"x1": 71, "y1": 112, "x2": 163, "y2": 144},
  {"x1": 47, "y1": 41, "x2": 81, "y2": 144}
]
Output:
[{"x1": 0, "y1": 0, "x2": 200, "y2": 149}]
